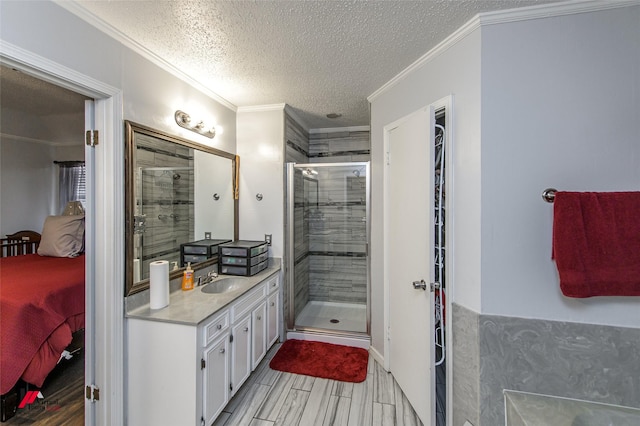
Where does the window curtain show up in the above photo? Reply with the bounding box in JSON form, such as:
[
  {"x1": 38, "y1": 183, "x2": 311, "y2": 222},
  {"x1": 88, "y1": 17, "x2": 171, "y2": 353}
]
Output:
[{"x1": 57, "y1": 161, "x2": 86, "y2": 214}]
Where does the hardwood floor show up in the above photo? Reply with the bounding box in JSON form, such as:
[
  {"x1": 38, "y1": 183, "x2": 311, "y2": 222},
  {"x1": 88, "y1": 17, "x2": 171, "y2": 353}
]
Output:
[
  {"x1": 6, "y1": 350, "x2": 84, "y2": 425},
  {"x1": 214, "y1": 344, "x2": 424, "y2": 426}
]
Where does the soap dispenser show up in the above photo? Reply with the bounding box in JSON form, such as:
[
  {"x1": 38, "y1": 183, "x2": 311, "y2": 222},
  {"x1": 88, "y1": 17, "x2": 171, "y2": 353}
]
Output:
[{"x1": 181, "y1": 262, "x2": 194, "y2": 291}]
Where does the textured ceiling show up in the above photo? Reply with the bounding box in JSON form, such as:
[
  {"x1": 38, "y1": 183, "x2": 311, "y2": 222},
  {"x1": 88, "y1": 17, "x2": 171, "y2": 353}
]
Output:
[
  {"x1": 0, "y1": 65, "x2": 89, "y2": 145},
  {"x1": 72, "y1": 0, "x2": 561, "y2": 129}
]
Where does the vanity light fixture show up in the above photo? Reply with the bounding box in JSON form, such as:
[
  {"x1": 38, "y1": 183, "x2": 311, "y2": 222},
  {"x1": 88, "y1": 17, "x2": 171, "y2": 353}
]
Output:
[{"x1": 174, "y1": 110, "x2": 216, "y2": 139}]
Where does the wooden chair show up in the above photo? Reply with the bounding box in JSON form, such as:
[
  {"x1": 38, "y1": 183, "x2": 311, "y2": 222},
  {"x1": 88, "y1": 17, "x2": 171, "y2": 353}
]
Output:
[{"x1": 1, "y1": 231, "x2": 41, "y2": 257}]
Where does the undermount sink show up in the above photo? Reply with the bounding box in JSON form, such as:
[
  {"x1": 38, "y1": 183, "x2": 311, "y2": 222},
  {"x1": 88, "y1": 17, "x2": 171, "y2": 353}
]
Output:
[{"x1": 200, "y1": 277, "x2": 245, "y2": 294}]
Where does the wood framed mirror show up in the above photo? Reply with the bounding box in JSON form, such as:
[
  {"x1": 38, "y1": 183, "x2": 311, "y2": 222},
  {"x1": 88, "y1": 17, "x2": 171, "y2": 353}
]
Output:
[{"x1": 125, "y1": 121, "x2": 239, "y2": 296}]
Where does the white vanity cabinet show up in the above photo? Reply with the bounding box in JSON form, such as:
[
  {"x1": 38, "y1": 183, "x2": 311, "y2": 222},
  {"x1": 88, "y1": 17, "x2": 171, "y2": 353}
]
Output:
[
  {"x1": 266, "y1": 272, "x2": 280, "y2": 347},
  {"x1": 230, "y1": 313, "x2": 251, "y2": 396},
  {"x1": 127, "y1": 270, "x2": 281, "y2": 426},
  {"x1": 202, "y1": 335, "x2": 230, "y2": 425},
  {"x1": 127, "y1": 308, "x2": 231, "y2": 426},
  {"x1": 251, "y1": 301, "x2": 267, "y2": 369}
]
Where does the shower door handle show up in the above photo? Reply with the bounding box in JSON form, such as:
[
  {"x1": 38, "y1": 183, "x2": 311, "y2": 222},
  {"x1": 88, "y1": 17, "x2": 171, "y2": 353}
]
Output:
[{"x1": 412, "y1": 279, "x2": 427, "y2": 291}]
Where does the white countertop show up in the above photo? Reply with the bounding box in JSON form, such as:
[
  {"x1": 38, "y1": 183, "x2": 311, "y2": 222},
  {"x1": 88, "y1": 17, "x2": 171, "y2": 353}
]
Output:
[{"x1": 126, "y1": 265, "x2": 280, "y2": 326}]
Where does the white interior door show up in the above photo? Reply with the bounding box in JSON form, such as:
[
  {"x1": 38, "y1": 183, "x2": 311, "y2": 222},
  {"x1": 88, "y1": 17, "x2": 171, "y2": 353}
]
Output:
[{"x1": 387, "y1": 107, "x2": 435, "y2": 424}]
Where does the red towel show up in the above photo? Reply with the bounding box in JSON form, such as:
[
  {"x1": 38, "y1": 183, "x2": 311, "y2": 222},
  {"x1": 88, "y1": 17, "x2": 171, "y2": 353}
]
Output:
[{"x1": 552, "y1": 191, "x2": 640, "y2": 297}]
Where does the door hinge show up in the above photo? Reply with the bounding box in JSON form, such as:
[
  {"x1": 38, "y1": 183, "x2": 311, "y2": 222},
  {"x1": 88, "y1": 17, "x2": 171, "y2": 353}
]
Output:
[
  {"x1": 229, "y1": 383, "x2": 233, "y2": 392},
  {"x1": 85, "y1": 384, "x2": 100, "y2": 402},
  {"x1": 230, "y1": 334, "x2": 234, "y2": 343},
  {"x1": 387, "y1": 326, "x2": 391, "y2": 341},
  {"x1": 85, "y1": 130, "x2": 99, "y2": 147},
  {"x1": 201, "y1": 358, "x2": 206, "y2": 369}
]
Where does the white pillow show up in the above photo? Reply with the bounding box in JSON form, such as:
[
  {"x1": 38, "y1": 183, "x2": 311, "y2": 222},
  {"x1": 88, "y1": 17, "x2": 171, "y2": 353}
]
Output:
[{"x1": 37, "y1": 215, "x2": 85, "y2": 257}]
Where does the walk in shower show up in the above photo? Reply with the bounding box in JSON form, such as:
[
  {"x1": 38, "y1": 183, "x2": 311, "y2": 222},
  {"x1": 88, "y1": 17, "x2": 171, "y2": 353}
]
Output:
[{"x1": 285, "y1": 162, "x2": 370, "y2": 338}]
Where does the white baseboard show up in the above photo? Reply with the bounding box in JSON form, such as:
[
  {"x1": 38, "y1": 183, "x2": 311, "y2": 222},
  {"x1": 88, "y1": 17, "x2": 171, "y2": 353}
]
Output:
[
  {"x1": 286, "y1": 331, "x2": 370, "y2": 349},
  {"x1": 369, "y1": 345, "x2": 385, "y2": 369}
]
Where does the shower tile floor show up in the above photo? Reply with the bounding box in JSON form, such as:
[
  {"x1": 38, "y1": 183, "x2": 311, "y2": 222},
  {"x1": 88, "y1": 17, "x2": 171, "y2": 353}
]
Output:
[{"x1": 295, "y1": 301, "x2": 367, "y2": 333}]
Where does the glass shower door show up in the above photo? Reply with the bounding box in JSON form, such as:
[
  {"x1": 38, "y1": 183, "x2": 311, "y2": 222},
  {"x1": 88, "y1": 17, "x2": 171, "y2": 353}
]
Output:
[{"x1": 286, "y1": 162, "x2": 370, "y2": 336}]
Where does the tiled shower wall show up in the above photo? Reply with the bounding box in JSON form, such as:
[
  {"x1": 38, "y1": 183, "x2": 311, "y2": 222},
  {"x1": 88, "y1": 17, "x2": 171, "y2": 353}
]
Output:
[
  {"x1": 307, "y1": 167, "x2": 367, "y2": 304},
  {"x1": 284, "y1": 113, "x2": 371, "y2": 316},
  {"x1": 135, "y1": 134, "x2": 194, "y2": 280},
  {"x1": 452, "y1": 302, "x2": 640, "y2": 426},
  {"x1": 285, "y1": 114, "x2": 311, "y2": 318},
  {"x1": 307, "y1": 130, "x2": 370, "y2": 305},
  {"x1": 309, "y1": 130, "x2": 371, "y2": 163}
]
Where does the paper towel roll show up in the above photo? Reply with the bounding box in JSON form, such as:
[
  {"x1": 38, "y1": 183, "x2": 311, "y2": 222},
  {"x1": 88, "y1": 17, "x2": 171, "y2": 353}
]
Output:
[{"x1": 149, "y1": 260, "x2": 169, "y2": 309}]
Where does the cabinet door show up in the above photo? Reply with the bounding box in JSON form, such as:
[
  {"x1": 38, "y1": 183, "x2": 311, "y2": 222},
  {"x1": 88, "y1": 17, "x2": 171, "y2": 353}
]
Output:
[
  {"x1": 231, "y1": 315, "x2": 251, "y2": 396},
  {"x1": 251, "y1": 301, "x2": 267, "y2": 369},
  {"x1": 266, "y1": 291, "x2": 279, "y2": 347},
  {"x1": 202, "y1": 336, "x2": 229, "y2": 426}
]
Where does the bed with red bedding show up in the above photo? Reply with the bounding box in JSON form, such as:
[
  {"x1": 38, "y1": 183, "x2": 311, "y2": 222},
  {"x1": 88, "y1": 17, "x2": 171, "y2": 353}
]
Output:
[{"x1": 0, "y1": 254, "x2": 85, "y2": 395}]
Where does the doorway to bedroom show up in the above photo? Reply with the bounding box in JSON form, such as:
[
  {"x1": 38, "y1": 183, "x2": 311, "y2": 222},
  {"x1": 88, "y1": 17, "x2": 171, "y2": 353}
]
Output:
[{"x1": 0, "y1": 65, "x2": 90, "y2": 425}]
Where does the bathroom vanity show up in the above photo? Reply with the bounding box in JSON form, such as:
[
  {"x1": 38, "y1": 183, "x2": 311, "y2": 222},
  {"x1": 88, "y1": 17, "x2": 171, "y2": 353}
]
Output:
[{"x1": 126, "y1": 265, "x2": 281, "y2": 426}]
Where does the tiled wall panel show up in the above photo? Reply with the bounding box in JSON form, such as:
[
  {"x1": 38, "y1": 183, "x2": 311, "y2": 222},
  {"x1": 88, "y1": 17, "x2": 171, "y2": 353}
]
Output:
[
  {"x1": 452, "y1": 303, "x2": 640, "y2": 426},
  {"x1": 285, "y1": 113, "x2": 309, "y2": 163},
  {"x1": 479, "y1": 314, "x2": 640, "y2": 425},
  {"x1": 309, "y1": 131, "x2": 370, "y2": 163},
  {"x1": 452, "y1": 303, "x2": 480, "y2": 426}
]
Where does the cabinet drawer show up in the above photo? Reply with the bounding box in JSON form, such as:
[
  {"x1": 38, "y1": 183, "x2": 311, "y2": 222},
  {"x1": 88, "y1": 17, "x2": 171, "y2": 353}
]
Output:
[
  {"x1": 265, "y1": 274, "x2": 279, "y2": 294},
  {"x1": 203, "y1": 311, "x2": 230, "y2": 347},
  {"x1": 231, "y1": 284, "x2": 266, "y2": 323},
  {"x1": 183, "y1": 254, "x2": 209, "y2": 264},
  {"x1": 183, "y1": 245, "x2": 209, "y2": 255}
]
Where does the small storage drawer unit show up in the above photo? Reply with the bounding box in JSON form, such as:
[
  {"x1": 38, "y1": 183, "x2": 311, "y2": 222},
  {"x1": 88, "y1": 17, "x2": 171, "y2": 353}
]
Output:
[
  {"x1": 218, "y1": 241, "x2": 269, "y2": 276},
  {"x1": 221, "y1": 251, "x2": 268, "y2": 267},
  {"x1": 180, "y1": 239, "x2": 230, "y2": 267}
]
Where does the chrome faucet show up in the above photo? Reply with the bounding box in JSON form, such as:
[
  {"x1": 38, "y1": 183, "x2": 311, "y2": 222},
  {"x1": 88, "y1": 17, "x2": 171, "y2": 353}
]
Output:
[{"x1": 197, "y1": 271, "x2": 219, "y2": 287}]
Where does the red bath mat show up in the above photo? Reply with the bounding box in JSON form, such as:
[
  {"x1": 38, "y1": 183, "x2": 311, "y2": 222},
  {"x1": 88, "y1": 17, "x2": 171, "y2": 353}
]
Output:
[{"x1": 269, "y1": 339, "x2": 369, "y2": 383}]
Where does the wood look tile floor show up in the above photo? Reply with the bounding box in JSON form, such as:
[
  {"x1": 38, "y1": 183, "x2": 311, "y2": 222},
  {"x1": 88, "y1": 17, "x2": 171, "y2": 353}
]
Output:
[
  {"x1": 214, "y1": 344, "x2": 424, "y2": 426},
  {"x1": 6, "y1": 350, "x2": 84, "y2": 425}
]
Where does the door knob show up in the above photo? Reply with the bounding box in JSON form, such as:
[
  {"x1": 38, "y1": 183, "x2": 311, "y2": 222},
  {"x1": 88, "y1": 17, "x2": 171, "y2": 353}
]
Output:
[{"x1": 412, "y1": 279, "x2": 427, "y2": 290}]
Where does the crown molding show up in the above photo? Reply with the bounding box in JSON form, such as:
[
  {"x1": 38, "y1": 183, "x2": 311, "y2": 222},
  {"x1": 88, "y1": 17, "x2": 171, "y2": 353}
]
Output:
[
  {"x1": 368, "y1": 0, "x2": 639, "y2": 103},
  {"x1": 237, "y1": 103, "x2": 287, "y2": 113},
  {"x1": 479, "y1": 0, "x2": 640, "y2": 26},
  {"x1": 54, "y1": 0, "x2": 237, "y2": 112}
]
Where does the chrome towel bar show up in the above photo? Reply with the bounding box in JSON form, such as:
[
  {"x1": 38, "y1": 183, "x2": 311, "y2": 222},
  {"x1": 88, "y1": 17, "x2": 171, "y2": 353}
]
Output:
[{"x1": 542, "y1": 188, "x2": 557, "y2": 203}]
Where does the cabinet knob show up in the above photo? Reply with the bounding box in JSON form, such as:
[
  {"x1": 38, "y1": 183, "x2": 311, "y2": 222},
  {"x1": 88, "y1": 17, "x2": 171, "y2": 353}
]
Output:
[
  {"x1": 217, "y1": 324, "x2": 222, "y2": 330},
  {"x1": 270, "y1": 302, "x2": 275, "y2": 307},
  {"x1": 219, "y1": 348, "x2": 225, "y2": 354},
  {"x1": 257, "y1": 316, "x2": 262, "y2": 321},
  {"x1": 244, "y1": 327, "x2": 249, "y2": 332}
]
